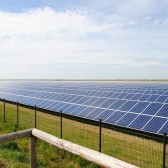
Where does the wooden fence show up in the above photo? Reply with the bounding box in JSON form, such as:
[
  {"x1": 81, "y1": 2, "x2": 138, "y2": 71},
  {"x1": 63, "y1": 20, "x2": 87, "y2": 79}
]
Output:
[{"x1": 0, "y1": 128, "x2": 138, "y2": 168}]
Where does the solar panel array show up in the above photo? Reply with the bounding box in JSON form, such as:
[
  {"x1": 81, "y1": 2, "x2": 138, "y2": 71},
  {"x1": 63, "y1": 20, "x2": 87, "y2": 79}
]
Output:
[{"x1": 0, "y1": 81, "x2": 168, "y2": 135}]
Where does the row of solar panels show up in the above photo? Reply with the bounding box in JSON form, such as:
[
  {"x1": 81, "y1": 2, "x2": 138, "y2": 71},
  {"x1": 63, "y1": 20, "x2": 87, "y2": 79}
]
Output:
[
  {"x1": 1, "y1": 87, "x2": 168, "y2": 103},
  {"x1": 2, "y1": 85, "x2": 168, "y2": 95},
  {"x1": 0, "y1": 91, "x2": 168, "y2": 134},
  {"x1": 4, "y1": 83, "x2": 168, "y2": 91},
  {"x1": 0, "y1": 82, "x2": 168, "y2": 135},
  {"x1": 1, "y1": 91, "x2": 168, "y2": 116},
  {"x1": 1, "y1": 81, "x2": 168, "y2": 91}
]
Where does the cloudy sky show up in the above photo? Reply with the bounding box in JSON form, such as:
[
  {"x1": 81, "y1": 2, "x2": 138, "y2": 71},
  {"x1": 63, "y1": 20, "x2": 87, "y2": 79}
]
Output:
[{"x1": 0, "y1": 0, "x2": 168, "y2": 79}]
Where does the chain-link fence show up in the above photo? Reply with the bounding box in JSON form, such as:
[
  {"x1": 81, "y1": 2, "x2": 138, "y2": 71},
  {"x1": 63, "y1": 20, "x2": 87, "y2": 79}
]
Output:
[{"x1": 0, "y1": 100, "x2": 167, "y2": 168}]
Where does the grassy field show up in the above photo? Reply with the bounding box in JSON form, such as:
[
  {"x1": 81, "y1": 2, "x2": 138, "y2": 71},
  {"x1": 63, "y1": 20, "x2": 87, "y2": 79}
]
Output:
[{"x1": 0, "y1": 102, "x2": 167, "y2": 168}]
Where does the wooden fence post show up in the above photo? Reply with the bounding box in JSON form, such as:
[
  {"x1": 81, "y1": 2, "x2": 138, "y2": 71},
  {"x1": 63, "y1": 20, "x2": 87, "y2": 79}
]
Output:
[{"x1": 30, "y1": 136, "x2": 37, "y2": 168}]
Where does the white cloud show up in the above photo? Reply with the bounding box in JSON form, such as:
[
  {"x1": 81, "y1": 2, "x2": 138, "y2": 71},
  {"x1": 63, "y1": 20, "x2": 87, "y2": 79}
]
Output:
[
  {"x1": 0, "y1": 7, "x2": 108, "y2": 38},
  {"x1": 0, "y1": 3, "x2": 168, "y2": 79}
]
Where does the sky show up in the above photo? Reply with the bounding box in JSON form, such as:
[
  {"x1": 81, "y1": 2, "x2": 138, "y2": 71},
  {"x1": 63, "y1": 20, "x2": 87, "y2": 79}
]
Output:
[{"x1": 0, "y1": 0, "x2": 168, "y2": 80}]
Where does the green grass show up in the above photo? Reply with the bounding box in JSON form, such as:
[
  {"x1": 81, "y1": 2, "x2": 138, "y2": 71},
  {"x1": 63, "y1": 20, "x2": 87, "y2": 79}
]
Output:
[
  {"x1": 0, "y1": 102, "x2": 167, "y2": 168},
  {"x1": 0, "y1": 121, "x2": 98, "y2": 168}
]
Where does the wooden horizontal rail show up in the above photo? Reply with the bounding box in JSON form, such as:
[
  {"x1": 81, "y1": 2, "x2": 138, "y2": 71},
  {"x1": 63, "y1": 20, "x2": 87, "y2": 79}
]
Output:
[
  {"x1": 32, "y1": 129, "x2": 138, "y2": 168},
  {"x1": 0, "y1": 129, "x2": 138, "y2": 168},
  {"x1": 0, "y1": 129, "x2": 33, "y2": 143}
]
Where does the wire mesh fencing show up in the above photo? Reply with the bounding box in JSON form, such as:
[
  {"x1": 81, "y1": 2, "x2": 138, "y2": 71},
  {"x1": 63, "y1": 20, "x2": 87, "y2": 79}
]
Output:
[
  {"x1": 18, "y1": 106, "x2": 34, "y2": 129},
  {"x1": 0, "y1": 100, "x2": 168, "y2": 168},
  {"x1": 101, "y1": 127, "x2": 164, "y2": 168},
  {"x1": 36, "y1": 111, "x2": 60, "y2": 137},
  {"x1": 4, "y1": 103, "x2": 17, "y2": 125},
  {"x1": 62, "y1": 117, "x2": 99, "y2": 151}
]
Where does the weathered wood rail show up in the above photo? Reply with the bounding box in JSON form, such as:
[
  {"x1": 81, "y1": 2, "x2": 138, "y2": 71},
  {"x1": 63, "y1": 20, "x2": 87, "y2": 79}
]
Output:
[{"x1": 0, "y1": 129, "x2": 138, "y2": 168}]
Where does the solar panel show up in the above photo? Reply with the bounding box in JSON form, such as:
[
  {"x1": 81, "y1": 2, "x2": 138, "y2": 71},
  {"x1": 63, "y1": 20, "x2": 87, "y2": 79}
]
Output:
[
  {"x1": 0, "y1": 81, "x2": 168, "y2": 135},
  {"x1": 105, "y1": 111, "x2": 126, "y2": 124},
  {"x1": 129, "y1": 115, "x2": 152, "y2": 129},
  {"x1": 118, "y1": 100, "x2": 137, "y2": 111},
  {"x1": 109, "y1": 99, "x2": 127, "y2": 110},
  {"x1": 143, "y1": 117, "x2": 167, "y2": 133},
  {"x1": 95, "y1": 109, "x2": 115, "y2": 120},
  {"x1": 130, "y1": 102, "x2": 150, "y2": 113},
  {"x1": 116, "y1": 113, "x2": 138, "y2": 127},
  {"x1": 142, "y1": 103, "x2": 163, "y2": 115},
  {"x1": 156, "y1": 104, "x2": 168, "y2": 117}
]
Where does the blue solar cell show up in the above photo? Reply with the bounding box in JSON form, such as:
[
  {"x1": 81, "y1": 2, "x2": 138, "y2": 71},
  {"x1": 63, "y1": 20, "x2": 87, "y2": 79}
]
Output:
[
  {"x1": 95, "y1": 109, "x2": 115, "y2": 120},
  {"x1": 130, "y1": 94, "x2": 143, "y2": 100},
  {"x1": 64, "y1": 104, "x2": 80, "y2": 114},
  {"x1": 49, "y1": 94, "x2": 60, "y2": 100},
  {"x1": 117, "y1": 93, "x2": 127, "y2": 99},
  {"x1": 157, "y1": 91, "x2": 164, "y2": 95},
  {"x1": 19, "y1": 97, "x2": 33, "y2": 105},
  {"x1": 48, "y1": 102, "x2": 61, "y2": 110},
  {"x1": 64, "y1": 95, "x2": 77, "y2": 102},
  {"x1": 130, "y1": 102, "x2": 150, "y2": 113},
  {"x1": 124, "y1": 94, "x2": 135, "y2": 99},
  {"x1": 147, "y1": 95, "x2": 159, "y2": 102},
  {"x1": 118, "y1": 101, "x2": 137, "y2": 111},
  {"x1": 105, "y1": 111, "x2": 126, "y2": 124},
  {"x1": 144, "y1": 91, "x2": 152, "y2": 94},
  {"x1": 143, "y1": 117, "x2": 167, "y2": 133},
  {"x1": 53, "y1": 102, "x2": 67, "y2": 111},
  {"x1": 91, "y1": 98, "x2": 107, "y2": 107},
  {"x1": 70, "y1": 106, "x2": 86, "y2": 115},
  {"x1": 155, "y1": 96, "x2": 168, "y2": 103},
  {"x1": 36, "y1": 99, "x2": 47, "y2": 107},
  {"x1": 138, "y1": 90, "x2": 145, "y2": 94},
  {"x1": 163, "y1": 92, "x2": 168, "y2": 95},
  {"x1": 27, "y1": 98, "x2": 41, "y2": 106},
  {"x1": 109, "y1": 93, "x2": 120, "y2": 98},
  {"x1": 58, "y1": 94, "x2": 68, "y2": 101},
  {"x1": 99, "y1": 92, "x2": 108, "y2": 97},
  {"x1": 164, "y1": 98, "x2": 168, "y2": 103},
  {"x1": 86, "y1": 108, "x2": 105, "y2": 119},
  {"x1": 46, "y1": 101, "x2": 60, "y2": 110},
  {"x1": 99, "y1": 98, "x2": 117, "y2": 108},
  {"x1": 108, "y1": 100, "x2": 127, "y2": 110},
  {"x1": 159, "y1": 121, "x2": 168, "y2": 134},
  {"x1": 139, "y1": 95, "x2": 151, "y2": 101},
  {"x1": 156, "y1": 104, "x2": 168, "y2": 117},
  {"x1": 94, "y1": 92, "x2": 105, "y2": 97},
  {"x1": 142, "y1": 103, "x2": 163, "y2": 115},
  {"x1": 150, "y1": 91, "x2": 158, "y2": 94},
  {"x1": 77, "y1": 107, "x2": 95, "y2": 117},
  {"x1": 52, "y1": 94, "x2": 63, "y2": 101},
  {"x1": 129, "y1": 115, "x2": 152, "y2": 129},
  {"x1": 69, "y1": 95, "x2": 84, "y2": 103},
  {"x1": 83, "y1": 97, "x2": 99, "y2": 105},
  {"x1": 40, "y1": 100, "x2": 54, "y2": 109},
  {"x1": 59, "y1": 103, "x2": 72, "y2": 111},
  {"x1": 116, "y1": 113, "x2": 138, "y2": 126},
  {"x1": 43, "y1": 93, "x2": 54, "y2": 99},
  {"x1": 76, "y1": 96, "x2": 90, "y2": 104}
]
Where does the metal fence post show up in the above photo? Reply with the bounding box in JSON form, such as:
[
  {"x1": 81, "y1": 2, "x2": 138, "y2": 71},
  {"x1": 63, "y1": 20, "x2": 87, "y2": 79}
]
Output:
[
  {"x1": 99, "y1": 119, "x2": 102, "y2": 153},
  {"x1": 35, "y1": 105, "x2": 37, "y2": 128},
  {"x1": 4, "y1": 99, "x2": 6, "y2": 122},
  {"x1": 60, "y1": 111, "x2": 63, "y2": 139},
  {"x1": 163, "y1": 132, "x2": 167, "y2": 168},
  {"x1": 16, "y1": 102, "x2": 19, "y2": 128}
]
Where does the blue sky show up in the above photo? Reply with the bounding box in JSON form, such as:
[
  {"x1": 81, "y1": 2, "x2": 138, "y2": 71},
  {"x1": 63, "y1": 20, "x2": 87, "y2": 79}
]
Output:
[{"x1": 0, "y1": 0, "x2": 168, "y2": 79}]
